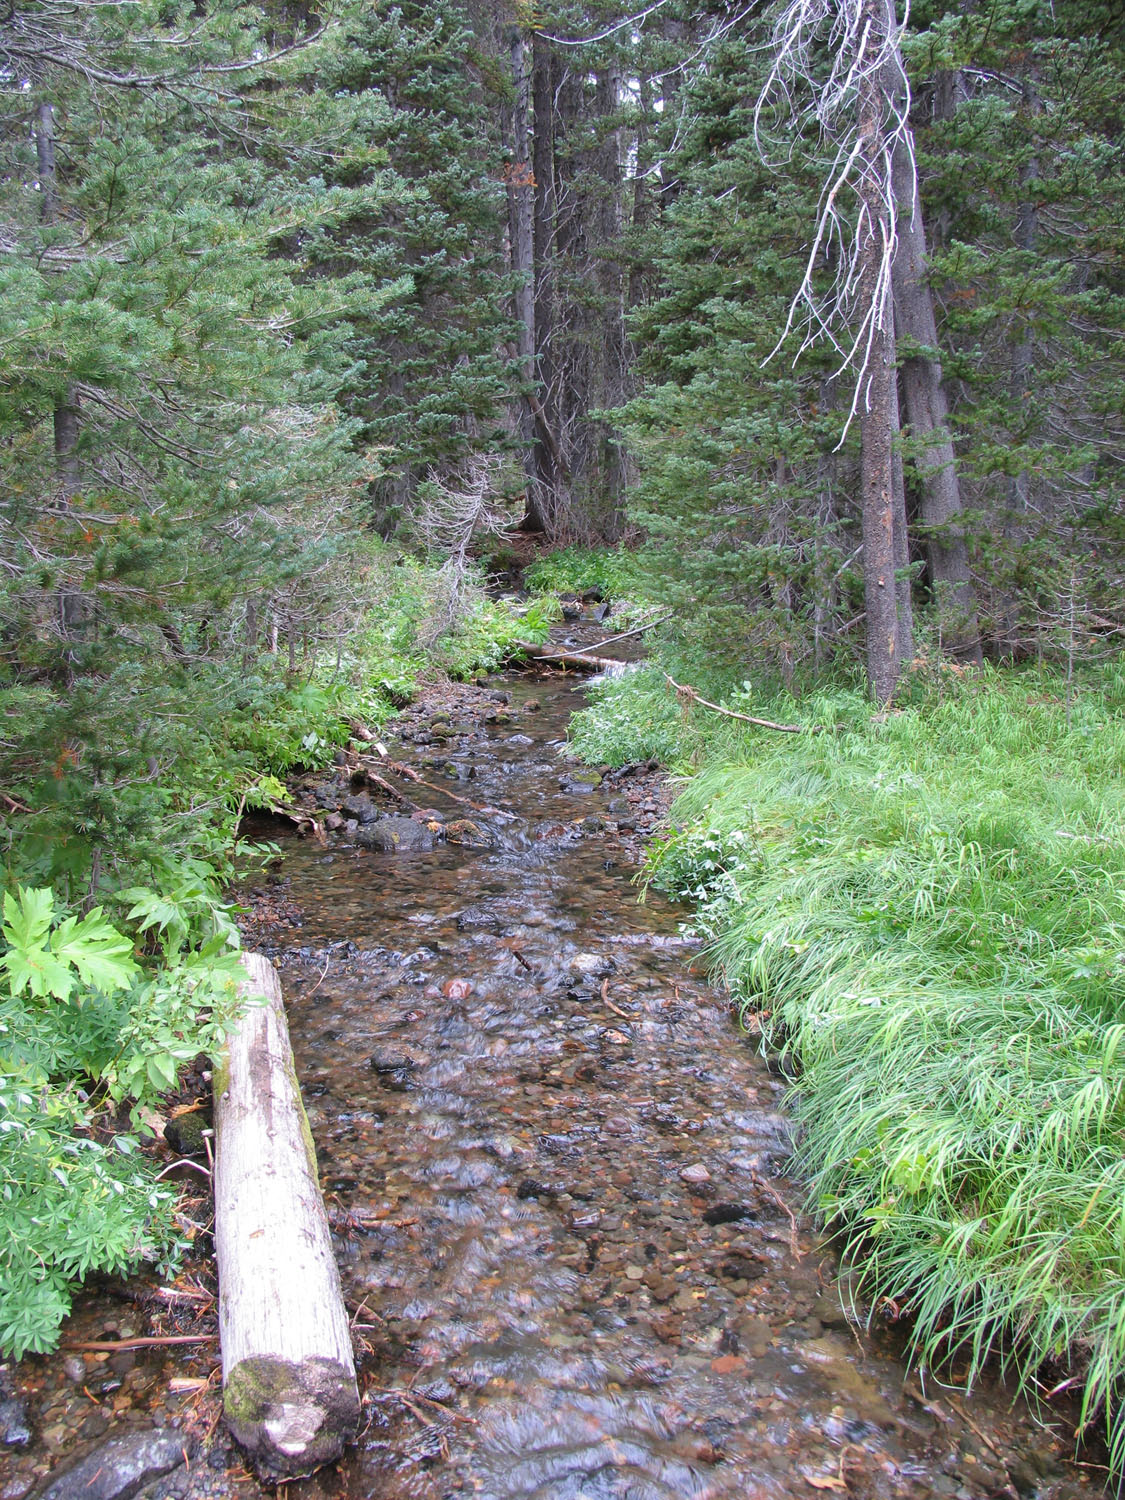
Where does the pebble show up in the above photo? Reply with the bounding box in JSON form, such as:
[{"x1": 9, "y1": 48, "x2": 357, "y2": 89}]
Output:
[{"x1": 680, "y1": 1162, "x2": 711, "y2": 1183}]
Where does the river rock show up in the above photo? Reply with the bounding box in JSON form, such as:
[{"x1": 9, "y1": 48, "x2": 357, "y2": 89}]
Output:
[
  {"x1": 559, "y1": 772, "x2": 601, "y2": 793},
  {"x1": 162, "y1": 1108, "x2": 211, "y2": 1156},
  {"x1": 444, "y1": 819, "x2": 493, "y2": 848},
  {"x1": 456, "y1": 907, "x2": 502, "y2": 933},
  {"x1": 570, "y1": 953, "x2": 615, "y2": 980},
  {"x1": 356, "y1": 817, "x2": 434, "y2": 852},
  {"x1": 0, "y1": 1396, "x2": 30, "y2": 1447},
  {"x1": 30, "y1": 1428, "x2": 191, "y2": 1500},
  {"x1": 341, "y1": 792, "x2": 380, "y2": 824}
]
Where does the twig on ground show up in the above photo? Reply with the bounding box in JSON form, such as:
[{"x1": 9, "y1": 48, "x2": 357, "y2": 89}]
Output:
[
  {"x1": 665, "y1": 676, "x2": 812, "y2": 733},
  {"x1": 752, "y1": 1170, "x2": 805, "y2": 1259},
  {"x1": 64, "y1": 1335, "x2": 218, "y2": 1350}
]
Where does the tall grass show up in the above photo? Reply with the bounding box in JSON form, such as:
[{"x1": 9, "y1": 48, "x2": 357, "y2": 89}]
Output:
[{"x1": 632, "y1": 661, "x2": 1125, "y2": 1465}]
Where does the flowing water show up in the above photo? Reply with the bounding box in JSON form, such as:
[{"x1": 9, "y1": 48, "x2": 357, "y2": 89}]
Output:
[
  {"x1": 250, "y1": 654, "x2": 1086, "y2": 1500},
  {"x1": 5, "y1": 639, "x2": 1092, "y2": 1500}
]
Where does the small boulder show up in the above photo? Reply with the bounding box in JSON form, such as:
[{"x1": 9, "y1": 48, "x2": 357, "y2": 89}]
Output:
[
  {"x1": 356, "y1": 817, "x2": 434, "y2": 853},
  {"x1": 570, "y1": 953, "x2": 615, "y2": 980},
  {"x1": 0, "y1": 1395, "x2": 30, "y2": 1448},
  {"x1": 341, "y1": 793, "x2": 380, "y2": 824},
  {"x1": 444, "y1": 819, "x2": 493, "y2": 849},
  {"x1": 163, "y1": 1109, "x2": 211, "y2": 1157},
  {"x1": 31, "y1": 1429, "x2": 192, "y2": 1500}
]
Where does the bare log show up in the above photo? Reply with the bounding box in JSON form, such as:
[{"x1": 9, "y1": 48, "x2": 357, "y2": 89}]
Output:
[
  {"x1": 214, "y1": 953, "x2": 359, "y2": 1479},
  {"x1": 511, "y1": 642, "x2": 627, "y2": 673}
]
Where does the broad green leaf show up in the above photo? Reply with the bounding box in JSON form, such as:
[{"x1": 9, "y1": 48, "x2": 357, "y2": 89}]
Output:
[
  {"x1": 2, "y1": 887, "x2": 54, "y2": 953},
  {"x1": 1, "y1": 942, "x2": 75, "y2": 1002},
  {"x1": 50, "y1": 910, "x2": 137, "y2": 995}
]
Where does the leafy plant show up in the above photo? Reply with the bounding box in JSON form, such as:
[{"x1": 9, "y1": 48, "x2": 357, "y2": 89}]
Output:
[{"x1": 0, "y1": 886, "x2": 242, "y2": 1357}]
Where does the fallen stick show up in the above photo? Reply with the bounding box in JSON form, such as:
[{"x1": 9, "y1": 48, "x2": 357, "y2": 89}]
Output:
[
  {"x1": 264, "y1": 800, "x2": 327, "y2": 844},
  {"x1": 360, "y1": 753, "x2": 514, "y2": 821},
  {"x1": 214, "y1": 952, "x2": 360, "y2": 1479},
  {"x1": 664, "y1": 675, "x2": 812, "y2": 734},
  {"x1": 358, "y1": 766, "x2": 419, "y2": 812},
  {"x1": 64, "y1": 1335, "x2": 217, "y2": 1351}
]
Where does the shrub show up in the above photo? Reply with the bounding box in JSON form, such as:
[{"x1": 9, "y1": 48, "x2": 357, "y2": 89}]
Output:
[{"x1": 0, "y1": 884, "x2": 243, "y2": 1357}]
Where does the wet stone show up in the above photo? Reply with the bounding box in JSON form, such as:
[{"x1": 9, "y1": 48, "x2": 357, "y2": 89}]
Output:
[
  {"x1": 30, "y1": 1429, "x2": 191, "y2": 1500},
  {"x1": 341, "y1": 793, "x2": 380, "y2": 823},
  {"x1": 356, "y1": 816, "x2": 434, "y2": 852},
  {"x1": 680, "y1": 1162, "x2": 711, "y2": 1184},
  {"x1": 0, "y1": 1397, "x2": 30, "y2": 1448}
]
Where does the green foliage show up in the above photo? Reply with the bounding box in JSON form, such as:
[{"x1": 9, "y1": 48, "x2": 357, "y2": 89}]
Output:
[
  {"x1": 1, "y1": 887, "x2": 136, "y2": 1003},
  {"x1": 642, "y1": 659, "x2": 1125, "y2": 1465},
  {"x1": 0, "y1": 1077, "x2": 181, "y2": 1360},
  {"x1": 568, "y1": 667, "x2": 696, "y2": 769},
  {"x1": 0, "y1": 884, "x2": 242, "y2": 1357},
  {"x1": 311, "y1": 0, "x2": 520, "y2": 528},
  {"x1": 524, "y1": 546, "x2": 654, "y2": 601}
]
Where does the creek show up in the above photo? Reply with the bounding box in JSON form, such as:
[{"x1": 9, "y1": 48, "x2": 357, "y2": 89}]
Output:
[
  {"x1": 251, "y1": 644, "x2": 1084, "y2": 1500},
  {"x1": 5, "y1": 632, "x2": 1091, "y2": 1500}
]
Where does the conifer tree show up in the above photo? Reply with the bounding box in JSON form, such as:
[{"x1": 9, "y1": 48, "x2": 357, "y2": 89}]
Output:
[
  {"x1": 0, "y1": 0, "x2": 405, "y2": 886},
  {"x1": 311, "y1": 0, "x2": 521, "y2": 536}
]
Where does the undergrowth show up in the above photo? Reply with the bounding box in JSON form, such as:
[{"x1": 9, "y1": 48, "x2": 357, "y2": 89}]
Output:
[
  {"x1": 580, "y1": 657, "x2": 1125, "y2": 1468},
  {"x1": 0, "y1": 551, "x2": 537, "y2": 1358}
]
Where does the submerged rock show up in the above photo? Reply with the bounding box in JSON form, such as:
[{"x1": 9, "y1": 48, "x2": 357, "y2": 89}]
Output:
[
  {"x1": 0, "y1": 1396, "x2": 30, "y2": 1448},
  {"x1": 356, "y1": 817, "x2": 434, "y2": 852}
]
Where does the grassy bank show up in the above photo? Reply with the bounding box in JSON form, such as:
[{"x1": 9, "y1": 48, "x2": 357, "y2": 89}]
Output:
[{"x1": 573, "y1": 660, "x2": 1125, "y2": 1464}]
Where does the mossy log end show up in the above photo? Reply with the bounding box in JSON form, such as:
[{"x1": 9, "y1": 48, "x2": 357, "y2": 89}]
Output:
[{"x1": 214, "y1": 952, "x2": 360, "y2": 1480}]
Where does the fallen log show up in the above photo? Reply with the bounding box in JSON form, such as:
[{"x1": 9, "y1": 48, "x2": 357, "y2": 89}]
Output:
[
  {"x1": 214, "y1": 952, "x2": 359, "y2": 1479},
  {"x1": 511, "y1": 642, "x2": 628, "y2": 673}
]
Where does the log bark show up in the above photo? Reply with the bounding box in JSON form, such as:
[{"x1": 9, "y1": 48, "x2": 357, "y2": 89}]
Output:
[
  {"x1": 214, "y1": 952, "x2": 359, "y2": 1479},
  {"x1": 511, "y1": 642, "x2": 626, "y2": 673}
]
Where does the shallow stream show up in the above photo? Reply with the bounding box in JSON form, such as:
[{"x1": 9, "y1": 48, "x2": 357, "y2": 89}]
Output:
[
  {"x1": 254, "y1": 655, "x2": 1085, "y2": 1500},
  {"x1": 4, "y1": 638, "x2": 1093, "y2": 1500}
]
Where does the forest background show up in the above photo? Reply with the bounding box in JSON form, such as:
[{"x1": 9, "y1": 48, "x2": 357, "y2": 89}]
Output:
[{"x1": 2, "y1": 0, "x2": 1125, "y2": 1474}]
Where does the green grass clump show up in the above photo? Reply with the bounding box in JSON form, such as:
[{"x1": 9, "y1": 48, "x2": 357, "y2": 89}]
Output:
[
  {"x1": 524, "y1": 545, "x2": 654, "y2": 601},
  {"x1": 568, "y1": 666, "x2": 699, "y2": 768},
  {"x1": 644, "y1": 661, "x2": 1125, "y2": 1464}
]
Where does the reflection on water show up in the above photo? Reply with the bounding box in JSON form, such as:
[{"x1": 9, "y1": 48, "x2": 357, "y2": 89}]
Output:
[{"x1": 253, "y1": 671, "x2": 1081, "y2": 1500}]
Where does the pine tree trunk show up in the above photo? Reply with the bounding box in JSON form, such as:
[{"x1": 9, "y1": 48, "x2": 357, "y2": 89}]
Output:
[
  {"x1": 1006, "y1": 69, "x2": 1041, "y2": 604},
  {"x1": 891, "y1": 128, "x2": 981, "y2": 661},
  {"x1": 592, "y1": 65, "x2": 628, "y2": 535},
  {"x1": 531, "y1": 32, "x2": 562, "y2": 526},
  {"x1": 36, "y1": 99, "x2": 89, "y2": 636},
  {"x1": 858, "y1": 0, "x2": 912, "y2": 701},
  {"x1": 507, "y1": 32, "x2": 545, "y2": 532}
]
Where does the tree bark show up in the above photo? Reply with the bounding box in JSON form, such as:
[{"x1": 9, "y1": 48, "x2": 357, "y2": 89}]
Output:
[
  {"x1": 891, "y1": 128, "x2": 981, "y2": 661},
  {"x1": 507, "y1": 32, "x2": 547, "y2": 532},
  {"x1": 214, "y1": 953, "x2": 360, "y2": 1479},
  {"x1": 36, "y1": 99, "x2": 90, "y2": 636},
  {"x1": 858, "y1": 0, "x2": 912, "y2": 701}
]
